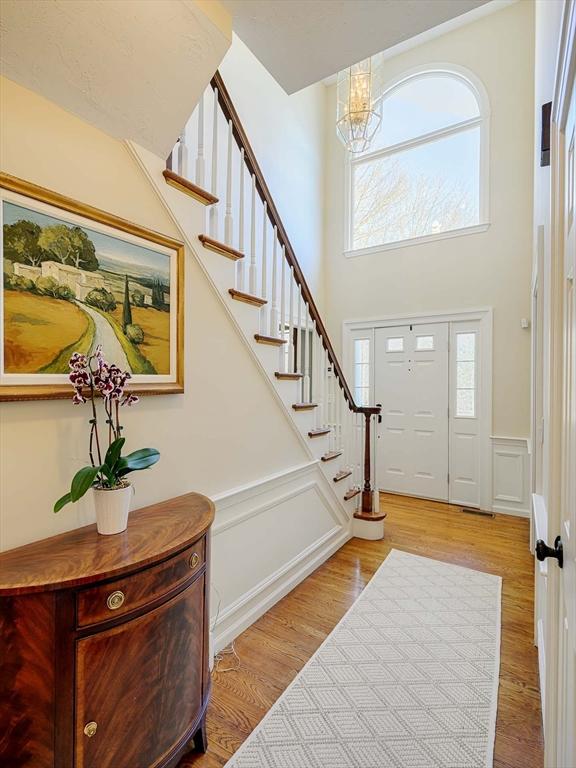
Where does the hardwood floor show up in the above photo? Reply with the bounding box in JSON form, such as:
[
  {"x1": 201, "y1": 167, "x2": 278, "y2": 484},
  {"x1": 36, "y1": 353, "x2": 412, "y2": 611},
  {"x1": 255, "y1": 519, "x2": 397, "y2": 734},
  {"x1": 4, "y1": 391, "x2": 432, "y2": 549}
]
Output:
[{"x1": 180, "y1": 493, "x2": 543, "y2": 768}]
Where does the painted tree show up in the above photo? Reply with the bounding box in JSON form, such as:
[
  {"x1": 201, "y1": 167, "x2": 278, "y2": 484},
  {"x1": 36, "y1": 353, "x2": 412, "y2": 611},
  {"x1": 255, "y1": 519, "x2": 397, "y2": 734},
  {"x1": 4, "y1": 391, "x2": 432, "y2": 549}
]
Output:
[
  {"x1": 2, "y1": 220, "x2": 46, "y2": 267},
  {"x1": 151, "y1": 278, "x2": 165, "y2": 309},
  {"x1": 38, "y1": 224, "x2": 98, "y2": 271},
  {"x1": 122, "y1": 274, "x2": 133, "y2": 332}
]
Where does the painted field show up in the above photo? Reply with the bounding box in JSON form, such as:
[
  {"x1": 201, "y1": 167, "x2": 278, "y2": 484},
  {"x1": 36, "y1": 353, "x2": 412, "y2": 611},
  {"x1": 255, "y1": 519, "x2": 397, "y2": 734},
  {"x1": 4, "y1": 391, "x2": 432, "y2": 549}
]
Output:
[
  {"x1": 3, "y1": 290, "x2": 93, "y2": 373},
  {"x1": 110, "y1": 304, "x2": 170, "y2": 374}
]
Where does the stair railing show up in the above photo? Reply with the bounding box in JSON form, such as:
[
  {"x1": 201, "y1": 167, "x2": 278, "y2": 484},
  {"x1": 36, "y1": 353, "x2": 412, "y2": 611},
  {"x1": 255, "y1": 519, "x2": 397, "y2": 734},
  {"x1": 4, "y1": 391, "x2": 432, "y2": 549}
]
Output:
[{"x1": 167, "y1": 71, "x2": 381, "y2": 515}]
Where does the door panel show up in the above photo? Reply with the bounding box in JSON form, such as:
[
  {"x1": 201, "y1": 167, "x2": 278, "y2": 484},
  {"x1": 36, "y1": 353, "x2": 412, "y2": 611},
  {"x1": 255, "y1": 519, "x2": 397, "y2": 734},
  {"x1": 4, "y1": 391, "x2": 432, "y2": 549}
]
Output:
[
  {"x1": 375, "y1": 323, "x2": 448, "y2": 501},
  {"x1": 75, "y1": 577, "x2": 205, "y2": 768}
]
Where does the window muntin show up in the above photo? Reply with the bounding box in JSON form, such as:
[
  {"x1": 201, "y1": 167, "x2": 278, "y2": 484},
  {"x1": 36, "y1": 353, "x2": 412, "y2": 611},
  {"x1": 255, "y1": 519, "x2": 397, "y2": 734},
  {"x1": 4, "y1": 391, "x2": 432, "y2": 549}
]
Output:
[
  {"x1": 354, "y1": 338, "x2": 370, "y2": 406},
  {"x1": 369, "y1": 74, "x2": 480, "y2": 152},
  {"x1": 455, "y1": 332, "x2": 476, "y2": 418},
  {"x1": 348, "y1": 71, "x2": 485, "y2": 251}
]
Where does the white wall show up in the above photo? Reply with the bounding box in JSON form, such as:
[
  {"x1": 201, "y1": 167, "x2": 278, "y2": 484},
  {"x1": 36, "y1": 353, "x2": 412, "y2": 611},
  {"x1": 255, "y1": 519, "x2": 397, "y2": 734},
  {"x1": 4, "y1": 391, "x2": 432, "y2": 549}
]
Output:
[
  {"x1": 0, "y1": 77, "x2": 310, "y2": 552},
  {"x1": 219, "y1": 35, "x2": 326, "y2": 306},
  {"x1": 323, "y1": 1, "x2": 535, "y2": 439}
]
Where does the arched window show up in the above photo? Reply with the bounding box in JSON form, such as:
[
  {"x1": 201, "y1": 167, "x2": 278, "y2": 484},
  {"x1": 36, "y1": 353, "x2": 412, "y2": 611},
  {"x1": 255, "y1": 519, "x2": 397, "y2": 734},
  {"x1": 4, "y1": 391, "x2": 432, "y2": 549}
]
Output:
[{"x1": 347, "y1": 67, "x2": 489, "y2": 253}]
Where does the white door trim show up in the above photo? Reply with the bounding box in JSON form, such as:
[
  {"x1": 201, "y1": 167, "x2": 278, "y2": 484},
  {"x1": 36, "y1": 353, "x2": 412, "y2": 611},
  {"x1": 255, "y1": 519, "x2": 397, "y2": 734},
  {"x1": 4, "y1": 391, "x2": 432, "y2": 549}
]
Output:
[
  {"x1": 343, "y1": 307, "x2": 493, "y2": 511},
  {"x1": 543, "y1": 2, "x2": 576, "y2": 763}
]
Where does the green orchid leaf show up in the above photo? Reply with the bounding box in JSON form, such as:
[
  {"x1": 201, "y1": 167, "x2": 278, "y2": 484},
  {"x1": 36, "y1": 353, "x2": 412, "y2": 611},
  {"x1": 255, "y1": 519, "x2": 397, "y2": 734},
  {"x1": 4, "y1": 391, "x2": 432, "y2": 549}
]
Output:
[
  {"x1": 104, "y1": 437, "x2": 125, "y2": 473},
  {"x1": 70, "y1": 465, "x2": 100, "y2": 502},
  {"x1": 116, "y1": 448, "x2": 160, "y2": 477},
  {"x1": 53, "y1": 492, "x2": 72, "y2": 513}
]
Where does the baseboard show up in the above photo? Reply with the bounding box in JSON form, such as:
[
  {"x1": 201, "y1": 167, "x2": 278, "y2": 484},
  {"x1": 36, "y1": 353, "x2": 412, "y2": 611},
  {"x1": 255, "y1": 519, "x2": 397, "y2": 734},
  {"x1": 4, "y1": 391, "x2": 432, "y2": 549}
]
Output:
[
  {"x1": 491, "y1": 504, "x2": 530, "y2": 518},
  {"x1": 491, "y1": 436, "x2": 530, "y2": 518}
]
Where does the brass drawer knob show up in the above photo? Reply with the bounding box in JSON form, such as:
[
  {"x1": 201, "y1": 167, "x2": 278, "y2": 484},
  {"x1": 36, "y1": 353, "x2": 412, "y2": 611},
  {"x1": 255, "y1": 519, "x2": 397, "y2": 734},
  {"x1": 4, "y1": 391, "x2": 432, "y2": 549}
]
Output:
[
  {"x1": 189, "y1": 552, "x2": 200, "y2": 570},
  {"x1": 106, "y1": 590, "x2": 125, "y2": 610},
  {"x1": 84, "y1": 721, "x2": 98, "y2": 738}
]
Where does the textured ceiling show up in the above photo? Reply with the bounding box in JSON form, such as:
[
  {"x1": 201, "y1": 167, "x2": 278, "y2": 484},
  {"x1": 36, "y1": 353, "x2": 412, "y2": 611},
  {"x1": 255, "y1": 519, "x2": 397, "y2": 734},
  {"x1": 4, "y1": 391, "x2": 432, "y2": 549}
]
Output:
[
  {"x1": 0, "y1": 0, "x2": 232, "y2": 156},
  {"x1": 222, "y1": 0, "x2": 492, "y2": 93}
]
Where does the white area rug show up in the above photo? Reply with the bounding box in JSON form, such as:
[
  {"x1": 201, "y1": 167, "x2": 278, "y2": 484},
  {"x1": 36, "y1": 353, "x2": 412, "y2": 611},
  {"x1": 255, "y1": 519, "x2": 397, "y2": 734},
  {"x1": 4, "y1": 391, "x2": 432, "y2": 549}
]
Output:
[{"x1": 224, "y1": 549, "x2": 502, "y2": 768}]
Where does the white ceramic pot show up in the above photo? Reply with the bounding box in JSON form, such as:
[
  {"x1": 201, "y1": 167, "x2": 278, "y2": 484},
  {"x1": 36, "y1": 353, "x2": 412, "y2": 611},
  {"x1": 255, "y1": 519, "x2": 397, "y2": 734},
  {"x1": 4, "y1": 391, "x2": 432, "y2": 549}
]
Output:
[{"x1": 93, "y1": 484, "x2": 133, "y2": 535}]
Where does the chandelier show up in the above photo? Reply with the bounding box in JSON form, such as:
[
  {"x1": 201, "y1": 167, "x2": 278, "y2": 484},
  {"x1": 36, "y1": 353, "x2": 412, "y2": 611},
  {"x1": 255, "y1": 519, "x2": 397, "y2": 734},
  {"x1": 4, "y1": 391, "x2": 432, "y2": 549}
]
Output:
[{"x1": 336, "y1": 56, "x2": 382, "y2": 153}]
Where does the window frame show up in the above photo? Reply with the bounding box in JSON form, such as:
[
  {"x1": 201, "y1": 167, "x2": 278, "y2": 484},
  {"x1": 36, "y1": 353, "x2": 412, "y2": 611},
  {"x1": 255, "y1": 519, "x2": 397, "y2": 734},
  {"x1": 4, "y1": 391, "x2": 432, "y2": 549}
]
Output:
[{"x1": 344, "y1": 65, "x2": 491, "y2": 257}]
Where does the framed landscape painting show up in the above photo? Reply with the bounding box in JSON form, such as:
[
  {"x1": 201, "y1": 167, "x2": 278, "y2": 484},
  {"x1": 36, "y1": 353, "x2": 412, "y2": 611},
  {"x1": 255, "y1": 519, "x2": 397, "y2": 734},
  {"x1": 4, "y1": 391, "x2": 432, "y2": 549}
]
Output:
[{"x1": 0, "y1": 173, "x2": 184, "y2": 401}]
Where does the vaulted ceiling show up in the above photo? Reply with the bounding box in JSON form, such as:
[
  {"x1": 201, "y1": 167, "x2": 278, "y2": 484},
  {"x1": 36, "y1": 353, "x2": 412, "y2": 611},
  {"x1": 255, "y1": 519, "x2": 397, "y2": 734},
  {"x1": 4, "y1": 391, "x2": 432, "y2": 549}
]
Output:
[
  {"x1": 222, "y1": 0, "x2": 493, "y2": 93},
  {"x1": 0, "y1": 0, "x2": 232, "y2": 156}
]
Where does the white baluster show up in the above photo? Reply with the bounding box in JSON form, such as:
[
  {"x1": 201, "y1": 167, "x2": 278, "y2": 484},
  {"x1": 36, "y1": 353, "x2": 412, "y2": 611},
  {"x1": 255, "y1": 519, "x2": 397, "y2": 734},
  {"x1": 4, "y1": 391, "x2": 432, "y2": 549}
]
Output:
[
  {"x1": 269, "y1": 228, "x2": 279, "y2": 337},
  {"x1": 260, "y1": 204, "x2": 268, "y2": 334},
  {"x1": 279, "y1": 247, "x2": 286, "y2": 369},
  {"x1": 249, "y1": 175, "x2": 257, "y2": 295},
  {"x1": 296, "y1": 291, "x2": 302, "y2": 373},
  {"x1": 303, "y1": 304, "x2": 310, "y2": 403},
  {"x1": 196, "y1": 90, "x2": 205, "y2": 187},
  {"x1": 322, "y1": 348, "x2": 329, "y2": 429},
  {"x1": 236, "y1": 148, "x2": 245, "y2": 291},
  {"x1": 178, "y1": 130, "x2": 188, "y2": 178},
  {"x1": 224, "y1": 120, "x2": 233, "y2": 245},
  {"x1": 288, "y1": 267, "x2": 295, "y2": 374},
  {"x1": 356, "y1": 413, "x2": 362, "y2": 489},
  {"x1": 314, "y1": 331, "x2": 322, "y2": 428},
  {"x1": 209, "y1": 87, "x2": 219, "y2": 238}
]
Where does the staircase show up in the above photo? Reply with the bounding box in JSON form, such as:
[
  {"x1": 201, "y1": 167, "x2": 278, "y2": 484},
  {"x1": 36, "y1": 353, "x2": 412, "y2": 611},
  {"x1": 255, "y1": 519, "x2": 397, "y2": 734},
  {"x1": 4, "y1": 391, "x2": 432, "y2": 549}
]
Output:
[{"x1": 134, "y1": 71, "x2": 383, "y2": 529}]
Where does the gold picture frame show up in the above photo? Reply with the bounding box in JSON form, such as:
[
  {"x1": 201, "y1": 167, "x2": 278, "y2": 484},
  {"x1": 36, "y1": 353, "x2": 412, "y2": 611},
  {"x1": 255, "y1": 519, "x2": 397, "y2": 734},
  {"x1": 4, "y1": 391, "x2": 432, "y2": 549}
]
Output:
[{"x1": 0, "y1": 173, "x2": 184, "y2": 401}]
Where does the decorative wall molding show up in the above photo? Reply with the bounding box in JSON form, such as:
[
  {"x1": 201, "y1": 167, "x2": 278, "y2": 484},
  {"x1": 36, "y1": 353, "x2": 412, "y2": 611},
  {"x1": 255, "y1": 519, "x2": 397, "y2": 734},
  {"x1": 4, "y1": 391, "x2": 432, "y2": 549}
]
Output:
[
  {"x1": 491, "y1": 436, "x2": 530, "y2": 517},
  {"x1": 209, "y1": 460, "x2": 352, "y2": 653}
]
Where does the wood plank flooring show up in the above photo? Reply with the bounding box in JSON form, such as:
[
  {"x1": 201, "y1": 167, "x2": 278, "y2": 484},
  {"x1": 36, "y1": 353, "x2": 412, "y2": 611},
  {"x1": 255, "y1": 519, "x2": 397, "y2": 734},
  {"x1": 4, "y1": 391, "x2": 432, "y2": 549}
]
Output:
[{"x1": 180, "y1": 493, "x2": 543, "y2": 768}]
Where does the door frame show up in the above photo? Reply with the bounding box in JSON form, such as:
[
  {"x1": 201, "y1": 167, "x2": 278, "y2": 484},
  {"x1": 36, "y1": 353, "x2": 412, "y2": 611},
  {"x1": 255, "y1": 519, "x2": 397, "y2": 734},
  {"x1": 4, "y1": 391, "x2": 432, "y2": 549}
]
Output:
[
  {"x1": 343, "y1": 307, "x2": 493, "y2": 511},
  {"x1": 543, "y1": 2, "x2": 576, "y2": 763}
]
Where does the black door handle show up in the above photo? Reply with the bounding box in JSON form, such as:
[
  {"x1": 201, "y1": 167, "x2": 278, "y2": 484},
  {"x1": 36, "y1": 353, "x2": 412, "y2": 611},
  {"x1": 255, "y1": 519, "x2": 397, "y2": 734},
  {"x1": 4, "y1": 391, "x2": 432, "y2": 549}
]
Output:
[{"x1": 535, "y1": 536, "x2": 563, "y2": 568}]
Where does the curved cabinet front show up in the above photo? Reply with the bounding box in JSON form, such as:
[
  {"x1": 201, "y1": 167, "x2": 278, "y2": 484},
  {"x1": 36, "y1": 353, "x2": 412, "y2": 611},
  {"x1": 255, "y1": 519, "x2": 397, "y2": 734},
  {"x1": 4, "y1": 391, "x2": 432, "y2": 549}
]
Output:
[
  {"x1": 76, "y1": 576, "x2": 205, "y2": 768},
  {"x1": 0, "y1": 492, "x2": 214, "y2": 768}
]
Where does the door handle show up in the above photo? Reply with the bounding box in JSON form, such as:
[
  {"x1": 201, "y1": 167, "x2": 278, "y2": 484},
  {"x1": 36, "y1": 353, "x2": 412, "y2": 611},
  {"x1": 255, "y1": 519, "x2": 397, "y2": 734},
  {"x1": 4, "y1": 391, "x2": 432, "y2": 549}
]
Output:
[
  {"x1": 376, "y1": 404, "x2": 382, "y2": 424},
  {"x1": 535, "y1": 536, "x2": 563, "y2": 568}
]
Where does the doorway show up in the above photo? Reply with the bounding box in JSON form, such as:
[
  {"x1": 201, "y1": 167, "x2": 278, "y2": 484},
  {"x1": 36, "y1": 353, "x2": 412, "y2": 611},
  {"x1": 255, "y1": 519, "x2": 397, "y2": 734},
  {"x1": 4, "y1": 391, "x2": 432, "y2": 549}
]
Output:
[{"x1": 346, "y1": 310, "x2": 491, "y2": 508}]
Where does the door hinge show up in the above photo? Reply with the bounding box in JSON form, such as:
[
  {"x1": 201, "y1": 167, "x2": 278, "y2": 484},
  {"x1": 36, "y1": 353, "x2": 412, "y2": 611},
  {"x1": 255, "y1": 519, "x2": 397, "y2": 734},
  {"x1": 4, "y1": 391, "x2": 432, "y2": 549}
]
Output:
[{"x1": 447, "y1": 472, "x2": 450, "y2": 485}]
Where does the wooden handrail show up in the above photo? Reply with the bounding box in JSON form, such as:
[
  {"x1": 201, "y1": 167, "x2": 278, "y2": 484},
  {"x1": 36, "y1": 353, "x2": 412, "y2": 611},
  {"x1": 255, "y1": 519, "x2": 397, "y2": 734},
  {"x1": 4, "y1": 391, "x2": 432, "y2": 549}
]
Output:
[{"x1": 211, "y1": 71, "x2": 380, "y2": 418}]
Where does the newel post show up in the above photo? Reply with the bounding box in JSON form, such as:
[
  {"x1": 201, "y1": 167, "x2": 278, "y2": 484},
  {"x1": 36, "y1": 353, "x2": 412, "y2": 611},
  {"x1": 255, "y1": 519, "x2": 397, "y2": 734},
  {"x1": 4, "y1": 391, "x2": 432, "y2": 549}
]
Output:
[
  {"x1": 361, "y1": 411, "x2": 373, "y2": 514},
  {"x1": 360, "y1": 406, "x2": 381, "y2": 515}
]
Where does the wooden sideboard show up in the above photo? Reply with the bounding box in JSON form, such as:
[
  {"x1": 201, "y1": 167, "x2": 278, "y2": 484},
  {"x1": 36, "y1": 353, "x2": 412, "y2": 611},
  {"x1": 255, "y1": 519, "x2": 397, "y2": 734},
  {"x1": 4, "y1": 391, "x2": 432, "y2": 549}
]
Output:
[{"x1": 0, "y1": 492, "x2": 215, "y2": 768}]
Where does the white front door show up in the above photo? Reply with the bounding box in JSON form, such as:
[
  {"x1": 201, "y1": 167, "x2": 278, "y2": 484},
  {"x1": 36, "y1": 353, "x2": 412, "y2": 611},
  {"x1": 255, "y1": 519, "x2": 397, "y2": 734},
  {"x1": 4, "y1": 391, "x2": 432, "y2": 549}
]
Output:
[{"x1": 375, "y1": 323, "x2": 449, "y2": 500}]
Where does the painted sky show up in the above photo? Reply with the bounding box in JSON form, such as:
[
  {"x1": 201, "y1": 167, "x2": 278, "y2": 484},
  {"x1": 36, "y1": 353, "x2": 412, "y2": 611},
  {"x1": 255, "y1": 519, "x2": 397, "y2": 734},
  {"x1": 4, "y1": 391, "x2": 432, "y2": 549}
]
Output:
[{"x1": 3, "y1": 201, "x2": 170, "y2": 279}]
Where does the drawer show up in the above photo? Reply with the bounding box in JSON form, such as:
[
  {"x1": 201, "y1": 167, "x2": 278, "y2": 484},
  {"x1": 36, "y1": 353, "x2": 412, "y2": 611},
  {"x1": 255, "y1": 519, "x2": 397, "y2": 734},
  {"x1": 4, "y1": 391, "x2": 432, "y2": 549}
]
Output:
[{"x1": 76, "y1": 538, "x2": 205, "y2": 627}]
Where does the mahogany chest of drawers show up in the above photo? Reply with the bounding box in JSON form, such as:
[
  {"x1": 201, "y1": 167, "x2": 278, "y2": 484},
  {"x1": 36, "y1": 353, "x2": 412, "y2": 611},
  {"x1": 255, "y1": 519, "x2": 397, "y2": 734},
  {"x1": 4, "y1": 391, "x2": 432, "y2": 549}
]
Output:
[{"x1": 0, "y1": 492, "x2": 214, "y2": 768}]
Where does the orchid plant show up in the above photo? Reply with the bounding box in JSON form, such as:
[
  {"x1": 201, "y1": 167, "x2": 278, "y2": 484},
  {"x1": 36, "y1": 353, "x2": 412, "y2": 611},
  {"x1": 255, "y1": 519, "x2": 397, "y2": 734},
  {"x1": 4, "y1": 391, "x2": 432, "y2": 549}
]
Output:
[{"x1": 54, "y1": 346, "x2": 160, "y2": 513}]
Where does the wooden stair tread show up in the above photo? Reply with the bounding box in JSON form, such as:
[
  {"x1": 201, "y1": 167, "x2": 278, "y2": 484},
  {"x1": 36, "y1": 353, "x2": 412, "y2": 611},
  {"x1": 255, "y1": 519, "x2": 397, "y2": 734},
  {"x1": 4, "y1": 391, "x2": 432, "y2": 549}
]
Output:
[
  {"x1": 333, "y1": 469, "x2": 352, "y2": 483},
  {"x1": 275, "y1": 372, "x2": 303, "y2": 380},
  {"x1": 292, "y1": 403, "x2": 318, "y2": 411},
  {"x1": 344, "y1": 488, "x2": 361, "y2": 501},
  {"x1": 254, "y1": 334, "x2": 287, "y2": 346},
  {"x1": 228, "y1": 289, "x2": 267, "y2": 307},
  {"x1": 321, "y1": 451, "x2": 342, "y2": 462},
  {"x1": 308, "y1": 428, "x2": 330, "y2": 438},
  {"x1": 198, "y1": 235, "x2": 244, "y2": 261},
  {"x1": 163, "y1": 170, "x2": 218, "y2": 205},
  {"x1": 353, "y1": 511, "x2": 387, "y2": 522}
]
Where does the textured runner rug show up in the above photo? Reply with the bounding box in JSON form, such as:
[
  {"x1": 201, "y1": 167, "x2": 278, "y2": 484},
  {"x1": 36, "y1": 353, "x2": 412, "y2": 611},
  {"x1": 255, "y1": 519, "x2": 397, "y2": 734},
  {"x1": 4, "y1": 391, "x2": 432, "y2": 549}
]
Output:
[{"x1": 224, "y1": 549, "x2": 502, "y2": 768}]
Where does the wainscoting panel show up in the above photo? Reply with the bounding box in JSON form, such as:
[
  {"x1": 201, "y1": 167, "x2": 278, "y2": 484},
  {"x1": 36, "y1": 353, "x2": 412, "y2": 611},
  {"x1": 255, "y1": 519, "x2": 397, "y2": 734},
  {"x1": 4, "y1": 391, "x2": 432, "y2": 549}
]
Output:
[
  {"x1": 491, "y1": 437, "x2": 530, "y2": 517},
  {"x1": 210, "y1": 461, "x2": 351, "y2": 652}
]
